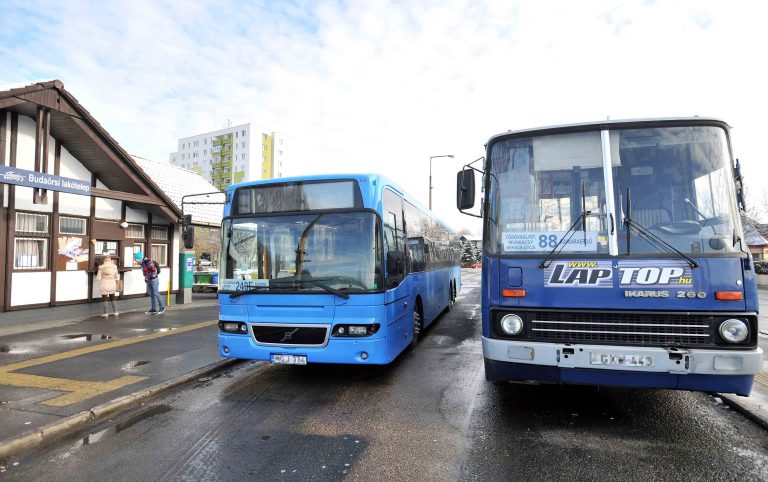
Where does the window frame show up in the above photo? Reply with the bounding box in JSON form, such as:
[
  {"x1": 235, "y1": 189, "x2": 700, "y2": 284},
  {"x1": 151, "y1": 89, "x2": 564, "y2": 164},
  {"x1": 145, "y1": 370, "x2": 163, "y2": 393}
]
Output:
[
  {"x1": 151, "y1": 225, "x2": 169, "y2": 241},
  {"x1": 13, "y1": 237, "x2": 49, "y2": 271},
  {"x1": 126, "y1": 223, "x2": 145, "y2": 239},
  {"x1": 151, "y1": 243, "x2": 168, "y2": 266},
  {"x1": 16, "y1": 212, "x2": 49, "y2": 233},
  {"x1": 59, "y1": 216, "x2": 87, "y2": 235}
]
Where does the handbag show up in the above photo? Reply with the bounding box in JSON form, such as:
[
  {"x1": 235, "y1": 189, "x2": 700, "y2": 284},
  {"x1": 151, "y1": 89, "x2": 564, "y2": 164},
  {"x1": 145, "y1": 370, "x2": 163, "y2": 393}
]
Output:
[{"x1": 116, "y1": 279, "x2": 124, "y2": 292}]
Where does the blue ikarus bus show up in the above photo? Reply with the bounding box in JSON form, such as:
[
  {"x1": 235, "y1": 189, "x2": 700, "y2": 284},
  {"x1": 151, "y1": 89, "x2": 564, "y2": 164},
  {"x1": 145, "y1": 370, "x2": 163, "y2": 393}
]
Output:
[{"x1": 456, "y1": 118, "x2": 762, "y2": 395}]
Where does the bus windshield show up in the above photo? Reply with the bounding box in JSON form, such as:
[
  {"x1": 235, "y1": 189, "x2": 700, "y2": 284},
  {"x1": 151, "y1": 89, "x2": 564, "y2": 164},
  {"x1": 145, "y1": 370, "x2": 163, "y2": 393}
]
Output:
[
  {"x1": 487, "y1": 125, "x2": 741, "y2": 256},
  {"x1": 221, "y1": 211, "x2": 382, "y2": 293}
]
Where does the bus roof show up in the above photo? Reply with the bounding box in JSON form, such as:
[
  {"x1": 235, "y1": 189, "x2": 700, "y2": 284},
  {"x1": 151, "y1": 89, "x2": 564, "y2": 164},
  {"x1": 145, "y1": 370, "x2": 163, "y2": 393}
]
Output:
[
  {"x1": 487, "y1": 117, "x2": 731, "y2": 144},
  {"x1": 226, "y1": 173, "x2": 405, "y2": 198},
  {"x1": 225, "y1": 173, "x2": 458, "y2": 234}
]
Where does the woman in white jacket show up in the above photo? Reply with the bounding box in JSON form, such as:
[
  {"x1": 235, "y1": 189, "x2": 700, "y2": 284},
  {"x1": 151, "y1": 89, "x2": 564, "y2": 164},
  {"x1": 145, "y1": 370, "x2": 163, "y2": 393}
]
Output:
[{"x1": 96, "y1": 256, "x2": 120, "y2": 317}]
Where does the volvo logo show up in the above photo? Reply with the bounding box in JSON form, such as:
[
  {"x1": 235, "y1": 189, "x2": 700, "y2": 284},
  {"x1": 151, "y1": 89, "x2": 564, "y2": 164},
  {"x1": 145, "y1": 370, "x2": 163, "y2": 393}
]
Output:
[{"x1": 280, "y1": 328, "x2": 300, "y2": 342}]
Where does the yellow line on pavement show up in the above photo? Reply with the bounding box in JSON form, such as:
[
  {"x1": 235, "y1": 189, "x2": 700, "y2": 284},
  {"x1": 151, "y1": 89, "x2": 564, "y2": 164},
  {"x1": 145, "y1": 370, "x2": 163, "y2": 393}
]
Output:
[
  {"x1": 755, "y1": 370, "x2": 768, "y2": 387},
  {"x1": 0, "y1": 320, "x2": 217, "y2": 406},
  {"x1": 1, "y1": 320, "x2": 217, "y2": 372}
]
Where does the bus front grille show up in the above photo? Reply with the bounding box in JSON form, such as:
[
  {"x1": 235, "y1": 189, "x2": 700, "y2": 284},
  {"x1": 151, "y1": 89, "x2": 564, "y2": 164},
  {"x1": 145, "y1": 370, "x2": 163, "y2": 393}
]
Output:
[
  {"x1": 251, "y1": 324, "x2": 329, "y2": 346},
  {"x1": 529, "y1": 312, "x2": 712, "y2": 346}
]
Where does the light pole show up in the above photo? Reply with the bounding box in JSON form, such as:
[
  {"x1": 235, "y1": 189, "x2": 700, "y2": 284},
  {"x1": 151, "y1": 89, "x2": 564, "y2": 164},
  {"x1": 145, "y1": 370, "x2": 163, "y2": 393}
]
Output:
[{"x1": 429, "y1": 154, "x2": 454, "y2": 210}]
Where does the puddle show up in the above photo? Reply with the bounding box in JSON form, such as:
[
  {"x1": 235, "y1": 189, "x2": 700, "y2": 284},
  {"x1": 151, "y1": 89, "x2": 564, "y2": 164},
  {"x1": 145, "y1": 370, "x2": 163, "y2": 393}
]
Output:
[
  {"x1": 61, "y1": 334, "x2": 92, "y2": 341},
  {"x1": 60, "y1": 334, "x2": 112, "y2": 342},
  {"x1": 83, "y1": 405, "x2": 172, "y2": 445},
  {"x1": 0, "y1": 345, "x2": 32, "y2": 355},
  {"x1": 122, "y1": 360, "x2": 151, "y2": 369}
]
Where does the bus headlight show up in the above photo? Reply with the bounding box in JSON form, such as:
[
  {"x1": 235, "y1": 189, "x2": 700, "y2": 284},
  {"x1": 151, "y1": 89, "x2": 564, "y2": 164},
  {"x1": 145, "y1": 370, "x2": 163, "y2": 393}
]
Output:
[
  {"x1": 219, "y1": 321, "x2": 248, "y2": 334},
  {"x1": 719, "y1": 319, "x2": 749, "y2": 343},
  {"x1": 333, "y1": 324, "x2": 380, "y2": 337},
  {"x1": 500, "y1": 314, "x2": 524, "y2": 336}
]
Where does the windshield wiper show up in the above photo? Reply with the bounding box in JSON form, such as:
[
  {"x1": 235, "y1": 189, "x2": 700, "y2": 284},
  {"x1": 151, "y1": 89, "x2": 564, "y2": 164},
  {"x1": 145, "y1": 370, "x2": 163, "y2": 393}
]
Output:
[
  {"x1": 539, "y1": 182, "x2": 591, "y2": 269},
  {"x1": 269, "y1": 276, "x2": 350, "y2": 299},
  {"x1": 624, "y1": 188, "x2": 699, "y2": 269},
  {"x1": 297, "y1": 278, "x2": 350, "y2": 299},
  {"x1": 228, "y1": 277, "x2": 351, "y2": 300}
]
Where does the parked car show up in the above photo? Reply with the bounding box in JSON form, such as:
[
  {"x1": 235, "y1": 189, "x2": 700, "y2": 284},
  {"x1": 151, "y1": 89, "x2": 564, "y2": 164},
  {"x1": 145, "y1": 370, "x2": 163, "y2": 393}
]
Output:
[{"x1": 472, "y1": 262, "x2": 482, "y2": 269}]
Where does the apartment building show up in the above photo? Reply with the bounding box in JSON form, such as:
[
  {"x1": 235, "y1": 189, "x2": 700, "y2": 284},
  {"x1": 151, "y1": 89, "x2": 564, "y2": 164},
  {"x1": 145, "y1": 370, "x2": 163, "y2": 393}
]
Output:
[{"x1": 169, "y1": 124, "x2": 286, "y2": 190}]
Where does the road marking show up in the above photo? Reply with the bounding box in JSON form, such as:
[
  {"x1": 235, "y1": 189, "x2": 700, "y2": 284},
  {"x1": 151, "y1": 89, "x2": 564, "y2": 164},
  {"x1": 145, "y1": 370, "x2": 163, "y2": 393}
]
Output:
[
  {"x1": 0, "y1": 320, "x2": 217, "y2": 407},
  {"x1": 755, "y1": 370, "x2": 768, "y2": 388}
]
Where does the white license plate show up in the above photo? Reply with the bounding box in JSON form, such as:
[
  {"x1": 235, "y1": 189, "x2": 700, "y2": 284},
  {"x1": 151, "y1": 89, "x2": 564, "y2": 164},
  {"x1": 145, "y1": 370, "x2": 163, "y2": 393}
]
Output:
[
  {"x1": 590, "y1": 352, "x2": 654, "y2": 367},
  {"x1": 271, "y1": 354, "x2": 307, "y2": 365}
]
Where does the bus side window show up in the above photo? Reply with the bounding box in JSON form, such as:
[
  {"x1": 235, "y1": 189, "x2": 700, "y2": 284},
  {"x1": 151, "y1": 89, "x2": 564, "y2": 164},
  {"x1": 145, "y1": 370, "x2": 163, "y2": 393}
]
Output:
[{"x1": 383, "y1": 189, "x2": 405, "y2": 288}]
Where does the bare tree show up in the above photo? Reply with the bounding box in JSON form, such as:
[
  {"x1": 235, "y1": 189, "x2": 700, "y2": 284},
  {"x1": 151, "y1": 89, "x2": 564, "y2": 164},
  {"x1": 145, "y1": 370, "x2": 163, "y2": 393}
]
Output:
[{"x1": 744, "y1": 184, "x2": 768, "y2": 223}]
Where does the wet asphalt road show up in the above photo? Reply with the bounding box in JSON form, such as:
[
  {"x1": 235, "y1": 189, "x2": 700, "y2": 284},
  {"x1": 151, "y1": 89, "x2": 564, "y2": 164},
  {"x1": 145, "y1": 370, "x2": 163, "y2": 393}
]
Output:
[{"x1": 4, "y1": 270, "x2": 768, "y2": 481}]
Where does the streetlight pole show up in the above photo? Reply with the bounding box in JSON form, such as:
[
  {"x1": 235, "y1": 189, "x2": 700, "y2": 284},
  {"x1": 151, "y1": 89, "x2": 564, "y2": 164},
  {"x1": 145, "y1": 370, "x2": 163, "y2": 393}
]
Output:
[{"x1": 429, "y1": 154, "x2": 454, "y2": 210}]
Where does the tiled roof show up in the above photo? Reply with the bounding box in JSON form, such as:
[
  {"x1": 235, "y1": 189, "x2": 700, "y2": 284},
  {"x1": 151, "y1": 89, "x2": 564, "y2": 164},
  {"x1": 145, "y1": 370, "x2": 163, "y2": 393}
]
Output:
[
  {"x1": 741, "y1": 216, "x2": 768, "y2": 247},
  {"x1": 132, "y1": 156, "x2": 224, "y2": 226}
]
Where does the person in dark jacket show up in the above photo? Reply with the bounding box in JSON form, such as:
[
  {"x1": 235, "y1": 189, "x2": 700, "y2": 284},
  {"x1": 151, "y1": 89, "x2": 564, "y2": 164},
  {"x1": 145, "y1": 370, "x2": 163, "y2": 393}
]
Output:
[{"x1": 135, "y1": 251, "x2": 165, "y2": 314}]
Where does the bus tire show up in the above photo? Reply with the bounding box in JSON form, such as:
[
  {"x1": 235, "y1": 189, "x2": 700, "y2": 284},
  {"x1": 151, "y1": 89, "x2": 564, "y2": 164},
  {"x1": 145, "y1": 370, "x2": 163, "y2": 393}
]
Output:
[
  {"x1": 446, "y1": 282, "x2": 455, "y2": 312},
  {"x1": 411, "y1": 304, "x2": 423, "y2": 349}
]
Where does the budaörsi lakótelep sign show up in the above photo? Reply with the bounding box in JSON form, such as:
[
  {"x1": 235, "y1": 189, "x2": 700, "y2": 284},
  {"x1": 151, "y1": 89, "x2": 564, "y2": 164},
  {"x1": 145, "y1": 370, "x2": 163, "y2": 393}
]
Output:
[{"x1": 0, "y1": 166, "x2": 91, "y2": 195}]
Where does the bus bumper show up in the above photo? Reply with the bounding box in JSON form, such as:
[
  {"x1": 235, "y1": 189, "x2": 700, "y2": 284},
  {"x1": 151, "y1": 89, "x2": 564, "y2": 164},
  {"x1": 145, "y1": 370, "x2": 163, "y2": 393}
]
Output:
[
  {"x1": 219, "y1": 333, "x2": 390, "y2": 364},
  {"x1": 482, "y1": 337, "x2": 763, "y2": 396}
]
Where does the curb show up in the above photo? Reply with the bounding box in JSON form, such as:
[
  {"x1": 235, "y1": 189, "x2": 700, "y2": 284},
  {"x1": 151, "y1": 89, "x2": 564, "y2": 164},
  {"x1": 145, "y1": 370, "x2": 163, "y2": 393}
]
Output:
[
  {"x1": 719, "y1": 393, "x2": 768, "y2": 430},
  {"x1": 0, "y1": 358, "x2": 241, "y2": 463},
  {"x1": 0, "y1": 300, "x2": 219, "y2": 337}
]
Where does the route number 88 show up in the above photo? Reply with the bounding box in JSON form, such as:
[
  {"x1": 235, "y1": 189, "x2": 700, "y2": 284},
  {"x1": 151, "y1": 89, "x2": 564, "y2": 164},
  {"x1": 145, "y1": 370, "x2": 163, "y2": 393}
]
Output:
[{"x1": 539, "y1": 234, "x2": 559, "y2": 248}]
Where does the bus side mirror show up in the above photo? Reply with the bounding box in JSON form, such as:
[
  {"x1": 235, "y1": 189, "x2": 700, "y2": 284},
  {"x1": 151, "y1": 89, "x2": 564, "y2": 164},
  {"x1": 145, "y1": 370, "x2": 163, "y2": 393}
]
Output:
[
  {"x1": 387, "y1": 250, "x2": 404, "y2": 276},
  {"x1": 734, "y1": 159, "x2": 746, "y2": 212},
  {"x1": 457, "y1": 168, "x2": 475, "y2": 210}
]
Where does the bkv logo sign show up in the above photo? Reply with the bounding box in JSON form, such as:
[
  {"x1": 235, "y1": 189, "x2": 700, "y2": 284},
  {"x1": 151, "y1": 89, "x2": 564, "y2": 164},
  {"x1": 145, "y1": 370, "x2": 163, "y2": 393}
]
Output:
[
  {"x1": 0, "y1": 170, "x2": 25, "y2": 182},
  {"x1": 545, "y1": 261, "x2": 613, "y2": 288}
]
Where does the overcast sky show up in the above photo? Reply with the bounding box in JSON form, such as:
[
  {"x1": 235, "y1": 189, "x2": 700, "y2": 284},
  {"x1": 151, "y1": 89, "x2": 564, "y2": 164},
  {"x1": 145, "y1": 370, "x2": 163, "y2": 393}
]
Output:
[{"x1": 2, "y1": 0, "x2": 766, "y2": 233}]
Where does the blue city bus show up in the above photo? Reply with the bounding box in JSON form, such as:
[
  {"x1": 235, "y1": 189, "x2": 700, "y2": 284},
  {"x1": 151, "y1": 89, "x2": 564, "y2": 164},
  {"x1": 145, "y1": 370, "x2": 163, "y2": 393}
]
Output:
[
  {"x1": 457, "y1": 118, "x2": 762, "y2": 395},
  {"x1": 216, "y1": 174, "x2": 461, "y2": 365}
]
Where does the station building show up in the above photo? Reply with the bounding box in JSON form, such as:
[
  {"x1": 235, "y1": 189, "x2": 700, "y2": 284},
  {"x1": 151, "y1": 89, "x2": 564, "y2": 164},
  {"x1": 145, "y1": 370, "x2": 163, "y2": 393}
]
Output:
[{"x1": 0, "y1": 80, "x2": 219, "y2": 312}]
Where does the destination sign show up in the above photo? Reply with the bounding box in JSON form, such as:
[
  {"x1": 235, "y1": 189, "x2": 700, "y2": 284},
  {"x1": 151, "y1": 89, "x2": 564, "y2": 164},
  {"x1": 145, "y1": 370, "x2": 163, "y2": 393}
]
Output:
[{"x1": 502, "y1": 231, "x2": 598, "y2": 252}]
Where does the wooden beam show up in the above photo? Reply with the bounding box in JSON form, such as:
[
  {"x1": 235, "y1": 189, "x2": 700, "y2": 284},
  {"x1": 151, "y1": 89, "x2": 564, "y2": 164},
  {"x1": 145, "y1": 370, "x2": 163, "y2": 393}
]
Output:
[
  {"x1": 68, "y1": 116, "x2": 181, "y2": 221},
  {"x1": 90, "y1": 187, "x2": 163, "y2": 205},
  {"x1": 49, "y1": 141, "x2": 61, "y2": 306},
  {"x1": 4, "y1": 113, "x2": 18, "y2": 311},
  {"x1": 0, "y1": 111, "x2": 6, "y2": 311},
  {"x1": 0, "y1": 98, "x2": 26, "y2": 110},
  {"x1": 69, "y1": 116, "x2": 161, "y2": 195}
]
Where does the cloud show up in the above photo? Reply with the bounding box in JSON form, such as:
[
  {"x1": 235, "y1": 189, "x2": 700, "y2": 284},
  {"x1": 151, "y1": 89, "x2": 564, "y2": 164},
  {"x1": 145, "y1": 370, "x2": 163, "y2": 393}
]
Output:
[{"x1": 1, "y1": 0, "x2": 767, "y2": 230}]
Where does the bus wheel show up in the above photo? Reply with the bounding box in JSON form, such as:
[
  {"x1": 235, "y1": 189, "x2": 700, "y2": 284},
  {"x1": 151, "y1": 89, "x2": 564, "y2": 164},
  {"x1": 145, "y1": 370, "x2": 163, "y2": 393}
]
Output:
[
  {"x1": 446, "y1": 283, "x2": 455, "y2": 311},
  {"x1": 411, "y1": 306, "x2": 423, "y2": 348}
]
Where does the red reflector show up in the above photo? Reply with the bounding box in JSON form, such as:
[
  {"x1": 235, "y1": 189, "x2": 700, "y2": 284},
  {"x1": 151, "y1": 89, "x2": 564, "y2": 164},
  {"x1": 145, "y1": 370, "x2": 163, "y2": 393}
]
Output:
[
  {"x1": 502, "y1": 289, "x2": 526, "y2": 297},
  {"x1": 715, "y1": 291, "x2": 743, "y2": 301}
]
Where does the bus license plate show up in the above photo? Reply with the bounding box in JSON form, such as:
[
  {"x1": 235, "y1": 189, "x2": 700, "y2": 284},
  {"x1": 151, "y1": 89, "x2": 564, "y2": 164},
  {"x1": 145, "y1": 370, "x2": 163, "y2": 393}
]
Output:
[
  {"x1": 271, "y1": 354, "x2": 307, "y2": 365},
  {"x1": 590, "y1": 352, "x2": 654, "y2": 367}
]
